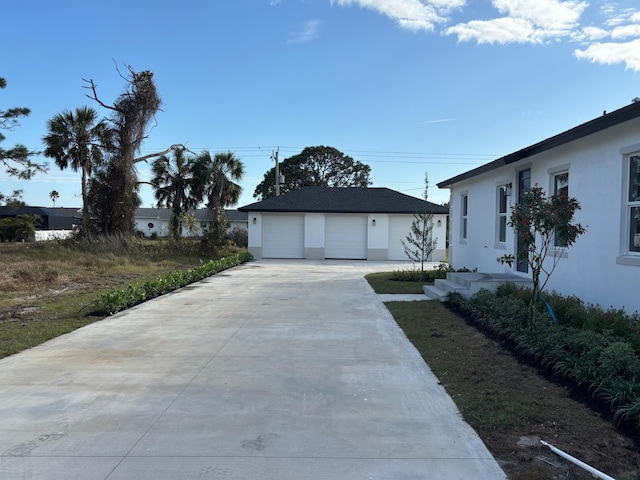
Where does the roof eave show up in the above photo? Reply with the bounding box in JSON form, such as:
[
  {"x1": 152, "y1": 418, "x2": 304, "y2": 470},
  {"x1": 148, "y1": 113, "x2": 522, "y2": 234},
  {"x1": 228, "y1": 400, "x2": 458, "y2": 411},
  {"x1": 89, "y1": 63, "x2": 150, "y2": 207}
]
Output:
[{"x1": 437, "y1": 101, "x2": 640, "y2": 188}]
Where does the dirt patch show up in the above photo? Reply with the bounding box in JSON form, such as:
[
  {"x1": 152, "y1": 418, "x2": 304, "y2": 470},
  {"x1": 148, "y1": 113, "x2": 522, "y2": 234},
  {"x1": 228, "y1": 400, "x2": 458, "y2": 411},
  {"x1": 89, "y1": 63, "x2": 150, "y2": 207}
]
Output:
[{"x1": 386, "y1": 300, "x2": 640, "y2": 480}]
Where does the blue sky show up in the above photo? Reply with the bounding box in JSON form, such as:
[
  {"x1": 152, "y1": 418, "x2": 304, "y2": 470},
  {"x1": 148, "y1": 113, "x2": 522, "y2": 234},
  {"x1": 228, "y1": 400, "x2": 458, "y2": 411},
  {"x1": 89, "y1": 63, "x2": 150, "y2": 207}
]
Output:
[{"x1": 2, "y1": 0, "x2": 639, "y2": 208}]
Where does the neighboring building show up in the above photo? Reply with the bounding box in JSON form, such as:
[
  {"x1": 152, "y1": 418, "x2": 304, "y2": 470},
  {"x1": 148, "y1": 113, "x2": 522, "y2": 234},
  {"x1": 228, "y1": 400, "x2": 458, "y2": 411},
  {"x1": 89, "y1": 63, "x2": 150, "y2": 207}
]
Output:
[
  {"x1": 238, "y1": 187, "x2": 448, "y2": 261},
  {"x1": 438, "y1": 100, "x2": 640, "y2": 313},
  {"x1": 134, "y1": 208, "x2": 248, "y2": 238},
  {"x1": 0, "y1": 206, "x2": 80, "y2": 230}
]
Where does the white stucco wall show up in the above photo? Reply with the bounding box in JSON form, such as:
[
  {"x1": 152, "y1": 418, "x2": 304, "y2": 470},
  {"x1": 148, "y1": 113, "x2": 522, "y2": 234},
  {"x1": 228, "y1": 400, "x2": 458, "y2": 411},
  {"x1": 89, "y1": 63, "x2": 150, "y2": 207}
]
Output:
[
  {"x1": 246, "y1": 211, "x2": 450, "y2": 261},
  {"x1": 447, "y1": 118, "x2": 640, "y2": 313}
]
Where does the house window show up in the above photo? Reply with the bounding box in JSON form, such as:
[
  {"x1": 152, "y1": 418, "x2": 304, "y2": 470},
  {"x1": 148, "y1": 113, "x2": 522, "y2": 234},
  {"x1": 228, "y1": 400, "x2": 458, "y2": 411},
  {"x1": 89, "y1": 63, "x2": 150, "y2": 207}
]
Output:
[
  {"x1": 461, "y1": 194, "x2": 468, "y2": 241},
  {"x1": 553, "y1": 172, "x2": 569, "y2": 248},
  {"x1": 497, "y1": 186, "x2": 508, "y2": 243},
  {"x1": 628, "y1": 155, "x2": 640, "y2": 254}
]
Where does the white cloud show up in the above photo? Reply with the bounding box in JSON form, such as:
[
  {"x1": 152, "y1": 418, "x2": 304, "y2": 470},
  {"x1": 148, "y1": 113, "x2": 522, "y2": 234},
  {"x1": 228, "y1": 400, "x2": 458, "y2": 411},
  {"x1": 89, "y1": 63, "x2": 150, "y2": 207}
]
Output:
[
  {"x1": 287, "y1": 20, "x2": 321, "y2": 44},
  {"x1": 446, "y1": 0, "x2": 587, "y2": 44},
  {"x1": 418, "y1": 118, "x2": 456, "y2": 124},
  {"x1": 447, "y1": 17, "x2": 536, "y2": 44},
  {"x1": 574, "y1": 26, "x2": 609, "y2": 41},
  {"x1": 330, "y1": 0, "x2": 465, "y2": 31},
  {"x1": 575, "y1": 38, "x2": 640, "y2": 71},
  {"x1": 330, "y1": 0, "x2": 640, "y2": 71},
  {"x1": 611, "y1": 23, "x2": 640, "y2": 40}
]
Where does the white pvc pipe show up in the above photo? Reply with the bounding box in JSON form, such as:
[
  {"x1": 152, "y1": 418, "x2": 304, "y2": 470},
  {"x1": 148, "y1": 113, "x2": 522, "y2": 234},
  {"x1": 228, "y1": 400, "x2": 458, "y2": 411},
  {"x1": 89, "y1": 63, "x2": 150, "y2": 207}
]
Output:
[{"x1": 540, "y1": 440, "x2": 616, "y2": 480}]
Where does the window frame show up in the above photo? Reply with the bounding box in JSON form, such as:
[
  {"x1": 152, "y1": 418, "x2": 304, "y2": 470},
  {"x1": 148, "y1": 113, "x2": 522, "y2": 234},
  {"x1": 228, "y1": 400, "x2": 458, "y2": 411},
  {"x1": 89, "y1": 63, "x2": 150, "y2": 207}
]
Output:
[
  {"x1": 617, "y1": 144, "x2": 640, "y2": 266},
  {"x1": 495, "y1": 183, "x2": 508, "y2": 248},
  {"x1": 547, "y1": 164, "x2": 570, "y2": 257},
  {"x1": 460, "y1": 192, "x2": 468, "y2": 243},
  {"x1": 626, "y1": 154, "x2": 640, "y2": 255}
]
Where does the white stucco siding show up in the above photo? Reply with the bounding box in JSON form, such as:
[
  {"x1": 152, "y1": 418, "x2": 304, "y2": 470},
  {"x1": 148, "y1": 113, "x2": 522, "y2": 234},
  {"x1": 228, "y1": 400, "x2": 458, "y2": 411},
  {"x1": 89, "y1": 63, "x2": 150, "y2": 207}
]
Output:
[
  {"x1": 447, "y1": 118, "x2": 640, "y2": 313},
  {"x1": 388, "y1": 215, "x2": 414, "y2": 261}
]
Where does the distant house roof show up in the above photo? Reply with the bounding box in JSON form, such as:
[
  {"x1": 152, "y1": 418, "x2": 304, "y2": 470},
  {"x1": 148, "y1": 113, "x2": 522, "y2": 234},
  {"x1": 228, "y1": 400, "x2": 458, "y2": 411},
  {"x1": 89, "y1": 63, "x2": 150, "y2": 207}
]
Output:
[
  {"x1": 135, "y1": 208, "x2": 248, "y2": 222},
  {"x1": 0, "y1": 206, "x2": 80, "y2": 230},
  {"x1": 437, "y1": 100, "x2": 640, "y2": 188},
  {"x1": 238, "y1": 187, "x2": 449, "y2": 214}
]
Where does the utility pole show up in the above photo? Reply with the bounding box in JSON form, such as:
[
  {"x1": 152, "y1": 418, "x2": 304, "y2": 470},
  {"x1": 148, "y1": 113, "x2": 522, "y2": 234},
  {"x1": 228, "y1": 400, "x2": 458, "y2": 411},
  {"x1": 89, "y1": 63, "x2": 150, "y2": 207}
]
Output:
[{"x1": 272, "y1": 147, "x2": 280, "y2": 196}]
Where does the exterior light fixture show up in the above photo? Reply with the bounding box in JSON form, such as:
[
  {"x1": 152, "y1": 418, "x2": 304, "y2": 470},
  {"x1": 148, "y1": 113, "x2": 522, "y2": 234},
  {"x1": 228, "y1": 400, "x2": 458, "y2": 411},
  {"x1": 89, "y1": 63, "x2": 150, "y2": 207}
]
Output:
[
  {"x1": 253, "y1": 217, "x2": 257, "y2": 224},
  {"x1": 437, "y1": 219, "x2": 442, "y2": 227},
  {"x1": 372, "y1": 219, "x2": 376, "y2": 226},
  {"x1": 505, "y1": 182, "x2": 513, "y2": 197}
]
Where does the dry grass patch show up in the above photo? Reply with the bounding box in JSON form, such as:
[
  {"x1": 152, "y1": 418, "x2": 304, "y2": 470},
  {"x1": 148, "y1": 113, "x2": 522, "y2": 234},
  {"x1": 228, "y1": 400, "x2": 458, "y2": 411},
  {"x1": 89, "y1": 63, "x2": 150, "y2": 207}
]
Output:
[{"x1": 0, "y1": 240, "x2": 225, "y2": 358}]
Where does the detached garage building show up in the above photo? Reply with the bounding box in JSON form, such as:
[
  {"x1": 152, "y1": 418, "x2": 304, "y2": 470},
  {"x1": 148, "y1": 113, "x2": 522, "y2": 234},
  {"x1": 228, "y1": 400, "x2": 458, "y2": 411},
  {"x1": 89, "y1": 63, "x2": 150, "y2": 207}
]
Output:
[{"x1": 238, "y1": 187, "x2": 448, "y2": 261}]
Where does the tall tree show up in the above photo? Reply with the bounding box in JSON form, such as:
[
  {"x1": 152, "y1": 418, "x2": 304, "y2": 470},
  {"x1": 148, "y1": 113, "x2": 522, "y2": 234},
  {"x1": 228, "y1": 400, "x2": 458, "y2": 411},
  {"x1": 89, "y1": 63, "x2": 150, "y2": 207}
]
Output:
[
  {"x1": 43, "y1": 106, "x2": 106, "y2": 232},
  {"x1": 49, "y1": 190, "x2": 60, "y2": 207},
  {"x1": 401, "y1": 173, "x2": 437, "y2": 272},
  {"x1": 192, "y1": 151, "x2": 244, "y2": 239},
  {"x1": 0, "y1": 77, "x2": 46, "y2": 189},
  {"x1": 84, "y1": 66, "x2": 162, "y2": 237},
  {"x1": 253, "y1": 146, "x2": 371, "y2": 200},
  {"x1": 150, "y1": 147, "x2": 196, "y2": 242}
]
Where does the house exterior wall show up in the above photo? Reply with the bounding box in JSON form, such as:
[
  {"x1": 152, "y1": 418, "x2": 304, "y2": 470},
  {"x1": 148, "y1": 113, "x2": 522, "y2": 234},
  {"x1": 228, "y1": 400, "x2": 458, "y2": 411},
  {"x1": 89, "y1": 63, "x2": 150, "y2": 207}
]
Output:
[
  {"x1": 135, "y1": 217, "x2": 248, "y2": 238},
  {"x1": 246, "y1": 211, "x2": 449, "y2": 262},
  {"x1": 447, "y1": 118, "x2": 640, "y2": 313},
  {"x1": 304, "y1": 213, "x2": 325, "y2": 259},
  {"x1": 368, "y1": 214, "x2": 389, "y2": 260}
]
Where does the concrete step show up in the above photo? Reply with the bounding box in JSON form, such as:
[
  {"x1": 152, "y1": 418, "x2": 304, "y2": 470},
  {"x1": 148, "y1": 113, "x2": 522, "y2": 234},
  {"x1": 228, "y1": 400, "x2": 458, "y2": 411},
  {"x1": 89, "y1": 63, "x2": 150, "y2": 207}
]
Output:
[
  {"x1": 423, "y1": 284, "x2": 449, "y2": 302},
  {"x1": 434, "y1": 278, "x2": 469, "y2": 294},
  {"x1": 446, "y1": 272, "x2": 488, "y2": 288}
]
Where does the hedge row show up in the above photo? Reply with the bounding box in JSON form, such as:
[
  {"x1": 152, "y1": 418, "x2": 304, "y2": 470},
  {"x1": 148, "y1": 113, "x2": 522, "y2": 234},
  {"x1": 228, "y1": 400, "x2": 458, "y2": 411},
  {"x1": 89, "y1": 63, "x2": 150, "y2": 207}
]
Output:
[
  {"x1": 447, "y1": 284, "x2": 640, "y2": 428},
  {"x1": 94, "y1": 252, "x2": 253, "y2": 315}
]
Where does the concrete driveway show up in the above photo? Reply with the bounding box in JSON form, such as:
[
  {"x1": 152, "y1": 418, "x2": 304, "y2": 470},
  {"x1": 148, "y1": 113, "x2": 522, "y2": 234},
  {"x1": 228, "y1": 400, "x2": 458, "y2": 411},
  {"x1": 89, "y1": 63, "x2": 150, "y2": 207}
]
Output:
[{"x1": 0, "y1": 259, "x2": 506, "y2": 479}]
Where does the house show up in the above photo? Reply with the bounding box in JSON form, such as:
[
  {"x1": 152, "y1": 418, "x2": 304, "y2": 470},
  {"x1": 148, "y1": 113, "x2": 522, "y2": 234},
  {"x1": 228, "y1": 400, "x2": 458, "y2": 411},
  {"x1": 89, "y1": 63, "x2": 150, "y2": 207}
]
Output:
[
  {"x1": 237, "y1": 187, "x2": 448, "y2": 261},
  {"x1": 134, "y1": 208, "x2": 248, "y2": 238},
  {"x1": 0, "y1": 206, "x2": 80, "y2": 230},
  {"x1": 438, "y1": 100, "x2": 640, "y2": 313}
]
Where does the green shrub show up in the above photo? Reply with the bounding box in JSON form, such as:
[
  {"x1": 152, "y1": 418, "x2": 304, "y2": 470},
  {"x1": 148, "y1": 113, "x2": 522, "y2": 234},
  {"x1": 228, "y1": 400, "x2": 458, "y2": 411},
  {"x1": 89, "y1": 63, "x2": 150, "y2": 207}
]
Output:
[
  {"x1": 448, "y1": 288, "x2": 640, "y2": 428},
  {"x1": 390, "y1": 263, "x2": 474, "y2": 283},
  {"x1": 94, "y1": 252, "x2": 252, "y2": 315}
]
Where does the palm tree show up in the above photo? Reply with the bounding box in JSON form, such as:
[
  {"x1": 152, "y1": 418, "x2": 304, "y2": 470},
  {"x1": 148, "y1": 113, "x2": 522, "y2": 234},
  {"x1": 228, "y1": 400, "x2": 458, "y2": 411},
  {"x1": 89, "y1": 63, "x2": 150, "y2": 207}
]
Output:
[
  {"x1": 43, "y1": 106, "x2": 106, "y2": 233},
  {"x1": 49, "y1": 190, "x2": 59, "y2": 207},
  {"x1": 192, "y1": 151, "x2": 244, "y2": 238},
  {"x1": 150, "y1": 147, "x2": 196, "y2": 241}
]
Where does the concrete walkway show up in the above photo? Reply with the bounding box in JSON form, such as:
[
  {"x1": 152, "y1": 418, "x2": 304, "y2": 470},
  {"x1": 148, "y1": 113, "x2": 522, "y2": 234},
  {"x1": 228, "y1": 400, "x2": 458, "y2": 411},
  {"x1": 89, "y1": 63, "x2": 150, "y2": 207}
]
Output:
[{"x1": 0, "y1": 260, "x2": 506, "y2": 479}]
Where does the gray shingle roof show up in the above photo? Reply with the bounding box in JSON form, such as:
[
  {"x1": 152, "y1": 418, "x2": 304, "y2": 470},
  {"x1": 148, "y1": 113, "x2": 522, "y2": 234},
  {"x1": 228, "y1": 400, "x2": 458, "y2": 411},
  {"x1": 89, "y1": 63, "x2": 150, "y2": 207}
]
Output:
[{"x1": 238, "y1": 187, "x2": 449, "y2": 214}]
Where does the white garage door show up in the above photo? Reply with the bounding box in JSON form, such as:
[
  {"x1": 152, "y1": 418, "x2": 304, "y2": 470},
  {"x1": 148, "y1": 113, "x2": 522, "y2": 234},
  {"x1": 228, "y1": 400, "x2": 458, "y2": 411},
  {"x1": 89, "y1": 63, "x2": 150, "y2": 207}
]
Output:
[
  {"x1": 262, "y1": 215, "x2": 304, "y2": 258},
  {"x1": 325, "y1": 215, "x2": 368, "y2": 259},
  {"x1": 388, "y1": 216, "x2": 413, "y2": 261}
]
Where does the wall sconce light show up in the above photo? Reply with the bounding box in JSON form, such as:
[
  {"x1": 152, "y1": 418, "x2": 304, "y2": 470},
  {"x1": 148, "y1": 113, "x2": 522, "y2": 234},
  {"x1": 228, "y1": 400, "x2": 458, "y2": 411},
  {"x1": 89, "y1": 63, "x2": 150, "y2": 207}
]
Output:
[
  {"x1": 252, "y1": 217, "x2": 257, "y2": 224},
  {"x1": 437, "y1": 219, "x2": 442, "y2": 227},
  {"x1": 505, "y1": 182, "x2": 513, "y2": 197},
  {"x1": 372, "y1": 219, "x2": 376, "y2": 226}
]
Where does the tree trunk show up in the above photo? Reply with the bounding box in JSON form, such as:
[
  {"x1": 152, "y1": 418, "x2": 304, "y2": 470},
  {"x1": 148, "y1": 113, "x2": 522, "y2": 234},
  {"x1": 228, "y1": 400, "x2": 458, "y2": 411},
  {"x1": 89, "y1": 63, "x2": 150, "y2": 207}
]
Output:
[{"x1": 81, "y1": 167, "x2": 89, "y2": 234}]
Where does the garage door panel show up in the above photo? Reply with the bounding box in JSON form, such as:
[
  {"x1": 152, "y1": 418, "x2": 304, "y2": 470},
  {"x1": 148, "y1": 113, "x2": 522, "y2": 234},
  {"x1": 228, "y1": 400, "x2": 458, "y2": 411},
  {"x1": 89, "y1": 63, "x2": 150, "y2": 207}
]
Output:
[
  {"x1": 263, "y1": 215, "x2": 304, "y2": 258},
  {"x1": 325, "y1": 215, "x2": 367, "y2": 259}
]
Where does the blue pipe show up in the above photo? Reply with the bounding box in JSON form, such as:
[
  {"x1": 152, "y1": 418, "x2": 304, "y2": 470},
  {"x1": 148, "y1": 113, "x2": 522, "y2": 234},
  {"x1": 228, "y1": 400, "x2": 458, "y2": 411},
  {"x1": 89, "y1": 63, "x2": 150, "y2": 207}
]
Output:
[{"x1": 537, "y1": 293, "x2": 558, "y2": 325}]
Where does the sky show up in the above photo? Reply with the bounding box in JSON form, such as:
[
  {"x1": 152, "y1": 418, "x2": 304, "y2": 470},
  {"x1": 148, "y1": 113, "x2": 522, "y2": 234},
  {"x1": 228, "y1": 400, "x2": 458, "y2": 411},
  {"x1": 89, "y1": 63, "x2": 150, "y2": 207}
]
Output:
[{"x1": 2, "y1": 0, "x2": 639, "y2": 209}]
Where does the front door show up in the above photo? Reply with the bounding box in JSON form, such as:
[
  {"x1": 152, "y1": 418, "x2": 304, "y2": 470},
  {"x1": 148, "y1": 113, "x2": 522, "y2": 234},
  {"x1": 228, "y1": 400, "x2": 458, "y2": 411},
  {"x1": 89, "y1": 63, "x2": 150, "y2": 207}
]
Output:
[{"x1": 516, "y1": 168, "x2": 531, "y2": 273}]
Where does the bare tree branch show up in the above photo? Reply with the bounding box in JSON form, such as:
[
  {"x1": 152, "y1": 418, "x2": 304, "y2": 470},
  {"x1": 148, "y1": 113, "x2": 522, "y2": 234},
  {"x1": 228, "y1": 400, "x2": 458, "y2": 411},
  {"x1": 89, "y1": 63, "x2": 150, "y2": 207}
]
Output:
[
  {"x1": 82, "y1": 78, "x2": 119, "y2": 112},
  {"x1": 134, "y1": 144, "x2": 196, "y2": 163}
]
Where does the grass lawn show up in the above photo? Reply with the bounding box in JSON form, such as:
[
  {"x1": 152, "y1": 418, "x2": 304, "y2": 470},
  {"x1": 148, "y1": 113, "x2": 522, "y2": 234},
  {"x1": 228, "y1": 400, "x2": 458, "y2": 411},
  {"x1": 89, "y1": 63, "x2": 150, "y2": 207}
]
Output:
[
  {"x1": 364, "y1": 271, "x2": 427, "y2": 294},
  {"x1": 384, "y1": 299, "x2": 640, "y2": 480},
  {"x1": 0, "y1": 240, "x2": 238, "y2": 359}
]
